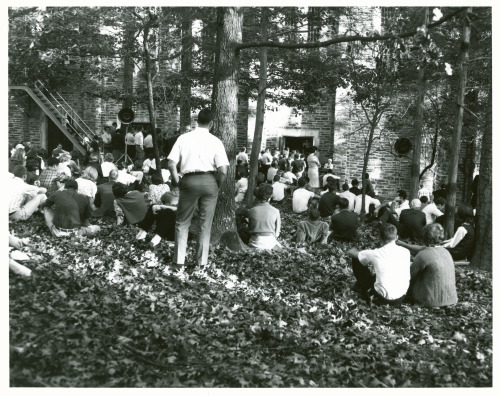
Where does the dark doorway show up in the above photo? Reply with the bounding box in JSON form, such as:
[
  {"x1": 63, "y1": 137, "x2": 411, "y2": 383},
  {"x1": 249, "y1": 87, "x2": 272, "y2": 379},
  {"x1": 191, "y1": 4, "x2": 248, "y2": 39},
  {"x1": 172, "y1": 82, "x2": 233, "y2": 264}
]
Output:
[
  {"x1": 47, "y1": 118, "x2": 74, "y2": 155},
  {"x1": 283, "y1": 136, "x2": 314, "y2": 154}
]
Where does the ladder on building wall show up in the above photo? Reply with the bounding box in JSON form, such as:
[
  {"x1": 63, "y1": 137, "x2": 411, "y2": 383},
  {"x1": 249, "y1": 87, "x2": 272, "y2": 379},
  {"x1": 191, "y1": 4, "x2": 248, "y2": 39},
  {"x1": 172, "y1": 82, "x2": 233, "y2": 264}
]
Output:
[{"x1": 9, "y1": 81, "x2": 98, "y2": 154}]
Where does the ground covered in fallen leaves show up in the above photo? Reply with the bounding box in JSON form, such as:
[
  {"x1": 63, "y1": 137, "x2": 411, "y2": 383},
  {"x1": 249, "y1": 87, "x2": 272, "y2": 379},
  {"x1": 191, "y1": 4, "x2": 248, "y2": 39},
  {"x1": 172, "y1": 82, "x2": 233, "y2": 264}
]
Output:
[{"x1": 9, "y1": 196, "x2": 492, "y2": 387}]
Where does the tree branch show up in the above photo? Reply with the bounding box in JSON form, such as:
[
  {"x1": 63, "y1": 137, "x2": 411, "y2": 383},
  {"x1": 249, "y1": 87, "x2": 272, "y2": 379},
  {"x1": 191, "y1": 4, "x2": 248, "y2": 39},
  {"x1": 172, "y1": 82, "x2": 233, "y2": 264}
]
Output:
[{"x1": 236, "y1": 8, "x2": 465, "y2": 50}]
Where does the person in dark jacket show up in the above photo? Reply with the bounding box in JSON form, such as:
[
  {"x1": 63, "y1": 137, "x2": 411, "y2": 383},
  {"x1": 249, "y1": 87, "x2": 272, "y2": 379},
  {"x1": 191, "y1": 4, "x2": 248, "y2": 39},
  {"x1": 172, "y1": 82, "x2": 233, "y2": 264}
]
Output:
[
  {"x1": 318, "y1": 179, "x2": 341, "y2": 218},
  {"x1": 93, "y1": 169, "x2": 118, "y2": 218},
  {"x1": 329, "y1": 198, "x2": 358, "y2": 242},
  {"x1": 442, "y1": 203, "x2": 475, "y2": 260},
  {"x1": 399, "y1": 199, "x2": 426, "y2": 242}
]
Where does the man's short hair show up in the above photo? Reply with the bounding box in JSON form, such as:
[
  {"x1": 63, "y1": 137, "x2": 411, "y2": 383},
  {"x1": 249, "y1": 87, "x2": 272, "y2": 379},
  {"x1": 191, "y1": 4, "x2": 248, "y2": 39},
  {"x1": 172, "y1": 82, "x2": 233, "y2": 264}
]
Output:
[
  {"x1": 420, "y1": 196, "x2": 428, "y2": 204},
  {"x1": 64, "y1": 179, "x2": 78, "y2": 190},
  {"x1": 12, "y1": 165, "x2": 27, "y2": 178},
  {"x1": 198, "y1": 108, "x2": 214, "y2": 125},
  {"x1": 112, "y1": 122, "x2": 117, "y2": 126},
  {"x1": 457, "y1": 203, "x2": 474, "y2": 223},
  {"x1": 152, "y1": 172, "x2": 164, "y2": 185},
  {"x1": 104, "y1": 153, "x2": 114, "y2": 162},
  {"x1": 47, "y1": 157, "x2": 60, "y2": 167},
  {"x1": 297, "y1": 177, "x2": 307, "y2": 188},
  {"x1": 112, "y1": 182, "x2": 129, "y2": 199},
  {"x1": 410, "y1": 198, "x2": 421, "y2": 209},
  {"x1": 342, "y1": 183, "x2": 349, "y2": 191},
  {"x1": 327, "y1": 179, "x2": 337, "y2": 191},
  {"x1": 308, "y1": 197, "x2": 320, "y2": 210},
  {"x1": 423, "y1": 223, "x2": 444, "y2": 246},
  {"x1": 254, "y1": 183, "x2": 273, "y2": 201},
  {"x1": 379, "y1": 223, "x2": 398, "y2": 243},
  {"x1": 273, "y1": 175, "x2": 280, "y2": 182},
  {"x1": 294, "y1": 153, "x2": 299, "y2": 159},
  {"x1": 397, "y1": 189, "x2": 407, "y2": 200},
  {"x1": 308, "y1": 208, "x2": 321, "y2": 221},
  {"x1": 435, "y1": 197, "x2": 446, "y2": 206},
  {"x1": 109, "y1": 169, "x2": 118, "y2": 181},
  {"x1": 338, "y1": 197, "x2": 349, "y2": 210},
  {"x1": 351, "y1": 178, "x2": 359, "y2": 186}
]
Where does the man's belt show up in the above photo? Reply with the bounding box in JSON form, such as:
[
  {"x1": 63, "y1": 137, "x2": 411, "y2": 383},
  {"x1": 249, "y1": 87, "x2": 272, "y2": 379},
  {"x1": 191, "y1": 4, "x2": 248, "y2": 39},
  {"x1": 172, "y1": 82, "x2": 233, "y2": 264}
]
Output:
[{"x1": 184, "y1": 171, "x2": 215, "y2": 176}]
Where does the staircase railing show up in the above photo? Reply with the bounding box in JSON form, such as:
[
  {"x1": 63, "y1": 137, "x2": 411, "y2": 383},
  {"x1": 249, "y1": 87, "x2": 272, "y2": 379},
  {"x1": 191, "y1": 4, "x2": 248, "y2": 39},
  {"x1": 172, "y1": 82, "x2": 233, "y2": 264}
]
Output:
[{"x1": 34, "y1": 80, "x2": 97, "y2": 143}]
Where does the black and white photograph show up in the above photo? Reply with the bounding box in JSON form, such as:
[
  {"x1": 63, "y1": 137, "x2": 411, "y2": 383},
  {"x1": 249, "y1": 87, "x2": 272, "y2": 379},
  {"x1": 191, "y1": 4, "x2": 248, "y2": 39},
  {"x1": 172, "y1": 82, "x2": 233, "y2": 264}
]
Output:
[{"x1": 6, "y1": 3, "x2": 494, "y2": 389}]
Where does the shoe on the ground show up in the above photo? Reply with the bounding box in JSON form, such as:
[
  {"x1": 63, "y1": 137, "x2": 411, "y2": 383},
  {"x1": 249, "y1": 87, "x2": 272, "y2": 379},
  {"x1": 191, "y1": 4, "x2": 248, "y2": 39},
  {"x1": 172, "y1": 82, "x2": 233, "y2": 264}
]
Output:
[
  {"x1": 151, "y1": 234, "x2": 161, "y2": 247},
  {"x1": 136, "y1": 229, "x2": 147, "y2": 240}
]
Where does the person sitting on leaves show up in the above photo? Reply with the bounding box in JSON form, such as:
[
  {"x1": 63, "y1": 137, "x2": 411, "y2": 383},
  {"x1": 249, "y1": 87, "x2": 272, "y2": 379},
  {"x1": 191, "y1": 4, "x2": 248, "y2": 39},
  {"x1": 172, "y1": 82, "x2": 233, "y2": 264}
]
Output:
[
  {"x1": 398, "y1": 223, "x2": 458, "y2": 307},
  {"x1": 329, "y1": 197, "x2": 358, "y2": 242},
  {"x1": 40, "y1": 178, "x2": 100, "y2": 237},
  {"x1": 248, "y1": 183, "x2": 282, "y2": 250},
  {"x1": 347, "y1": 223, "x2": 411, "y2": 305},
  {"x1": 296, "y1": 207, "x2": 329, "y2": 245}
]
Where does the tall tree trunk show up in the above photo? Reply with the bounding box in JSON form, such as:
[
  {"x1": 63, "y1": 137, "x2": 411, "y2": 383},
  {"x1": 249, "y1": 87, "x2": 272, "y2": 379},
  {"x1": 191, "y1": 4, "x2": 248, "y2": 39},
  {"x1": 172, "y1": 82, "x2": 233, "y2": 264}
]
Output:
[
  {"x1": 470, "y1": 87, "x2": 491, "y2": 271},
  {"x1": 329, "y1": 92, "x2": 337, "y2": 159},
  {"x1": 360, "y1": 119, "x2": 376, "y2": 223},
  {"x1": 211, "y1": 7, "x2": 243, "y2": 243},
  {"x1": 180, "y1": 15, "x2": 193, "y2": 132},
  {"x1": 245, "y1": 8, "x2": 269, "y2": 207},
  {"x1": 122, "y1": 26, "x2": 135, "y2": 110},
  {"x1": 143, "y1": 22, "x2": 161, "y2": 172},
  {"x1": 409, "y1": 6, "x2": 429, "y2": 200},
  {"x1": 462, "y1": 136, "x2": 475, "y2": 203},
  {"x1": 444, "y1": 8, "x2": 471, "y2": 238}
]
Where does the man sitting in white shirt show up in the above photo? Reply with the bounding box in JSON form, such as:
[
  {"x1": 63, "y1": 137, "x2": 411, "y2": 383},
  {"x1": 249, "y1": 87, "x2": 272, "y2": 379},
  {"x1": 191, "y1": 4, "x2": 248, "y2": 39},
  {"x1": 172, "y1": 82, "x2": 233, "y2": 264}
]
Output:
[
  {"x1": 280, "y1": 170, "x2": 297, "y2": 185},
  {"x1": 347, "y1": 223, "x2": 410, "y2": 305},
  {"x1": 8, "y1": 165, "x2": 47, "y2": 222},
  {"x1": 338, "y1": 182, "x2": 356, "y2": 211},
  {"x1": 293, "y1": 177, "x2": 320, "y2": 213},
  {"x1": 421, "y1": 197, "x2": 445, "y2": 225},
  {"x1": 271, "y1": 175, "x2": 288, "y2": 203},
  {"x1": 353, "y1": 193, "x2": 381, "y2": 215}
]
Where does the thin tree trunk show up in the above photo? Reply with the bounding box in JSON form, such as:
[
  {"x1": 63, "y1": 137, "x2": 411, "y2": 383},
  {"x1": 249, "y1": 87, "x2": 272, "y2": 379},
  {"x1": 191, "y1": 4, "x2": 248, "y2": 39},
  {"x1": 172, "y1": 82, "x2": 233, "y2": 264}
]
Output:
[
  {"x1": 419, "y1": 122, "x2": 439, "y2": 180},
  {"x1": 143, "y1": 22, "x2": 161, "y2": 172},
  {"x1": 409, "y1": 7, "x2": 429, "y2": 200},
  {"x1": 245, "y1": 8, "x2": 269, "y2": 207},
  {"x1": 122, "y1": 26, "x2": 135, "y2": 110},
  {"x1": 211, "y1": 7, "x2": 243, "y2": 243},
  {"x1": 470, "y1": 86, "x2": 491, "y2": 271},
  {"x1": 444, "y1": 8, "x2": 471, "y2": 238},
  {"x1": 330, "y1": 91, "x2": 337, "y2": 158},
  {"x1": 360, "y1": 120, "x2": 376, "y2": 223},
  {"x1": 462, "y1": 137, "x2": 475, "y2": 203},
  {"x1": 180, "y1": 16, "x2": 193, "y2": 131}
]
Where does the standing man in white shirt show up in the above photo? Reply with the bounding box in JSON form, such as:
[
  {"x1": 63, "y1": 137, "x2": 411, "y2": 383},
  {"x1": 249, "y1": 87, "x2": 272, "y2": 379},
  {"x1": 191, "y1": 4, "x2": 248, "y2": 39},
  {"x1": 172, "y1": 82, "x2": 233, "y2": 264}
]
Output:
[
  {"x1": 143, "y1": 130, "x2": 154, "y2": 158},
  {"x1": 134, "y1": 127, "x2": 144, "y2": 161},
  {"x1": 167, "y1": 109, "x2": 229, "y2": 271},
  {"x1": 236, "y1": 147, "x2": 249, "y2": 165}
]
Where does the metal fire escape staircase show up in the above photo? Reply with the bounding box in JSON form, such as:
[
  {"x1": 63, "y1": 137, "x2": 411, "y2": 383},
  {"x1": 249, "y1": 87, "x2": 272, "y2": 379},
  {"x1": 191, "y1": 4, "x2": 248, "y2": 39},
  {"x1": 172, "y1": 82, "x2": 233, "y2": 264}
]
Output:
[{"x1": 9, "y1": 80, "x2": 98, "y2": 154}]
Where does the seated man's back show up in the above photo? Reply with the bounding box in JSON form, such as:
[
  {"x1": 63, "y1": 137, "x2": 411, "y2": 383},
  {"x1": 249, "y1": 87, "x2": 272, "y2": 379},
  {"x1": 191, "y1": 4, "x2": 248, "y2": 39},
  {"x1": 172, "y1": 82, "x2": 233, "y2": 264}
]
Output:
[
  {"x1": 318, "y1": 180, "x2": 340, "y2": 218},
  {"x1": 330, "y1": 198, "x2": 358, "y2": 241}
]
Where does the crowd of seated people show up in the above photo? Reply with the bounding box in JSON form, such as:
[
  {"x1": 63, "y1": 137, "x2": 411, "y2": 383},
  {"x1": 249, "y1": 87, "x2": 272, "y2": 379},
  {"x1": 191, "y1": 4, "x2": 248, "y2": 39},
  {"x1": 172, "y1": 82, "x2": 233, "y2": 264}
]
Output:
[{"x1": 10, "y1": 139, "x2": 478, "y2": 309}]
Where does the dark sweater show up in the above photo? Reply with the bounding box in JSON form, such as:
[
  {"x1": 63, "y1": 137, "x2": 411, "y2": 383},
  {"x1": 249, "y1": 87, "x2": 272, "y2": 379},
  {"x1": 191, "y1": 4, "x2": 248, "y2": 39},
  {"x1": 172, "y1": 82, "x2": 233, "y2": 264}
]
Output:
[
  {"x1": 318, "y1": 191, "x2": 340, "y2": 218},
  {"x1": 116, "y1": 190, "x2": 148, "y2": 225}
]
